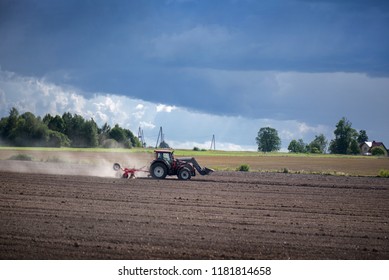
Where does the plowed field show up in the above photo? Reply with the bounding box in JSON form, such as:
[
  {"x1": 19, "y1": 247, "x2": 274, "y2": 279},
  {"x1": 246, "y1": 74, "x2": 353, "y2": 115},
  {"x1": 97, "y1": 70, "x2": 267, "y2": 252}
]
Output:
[{"x1": 1, "y1": 156, "x2": 388, "y2": 260}]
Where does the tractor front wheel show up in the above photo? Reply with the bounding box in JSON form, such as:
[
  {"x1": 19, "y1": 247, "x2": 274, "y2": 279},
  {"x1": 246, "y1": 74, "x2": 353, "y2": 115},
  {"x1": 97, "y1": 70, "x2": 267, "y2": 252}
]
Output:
[
  {"x1": 150, "y1": 162, "x2": 168, "y2": 179},
  {"x1": 178, "y1": 167, "x2": 192, "y2": 180}
]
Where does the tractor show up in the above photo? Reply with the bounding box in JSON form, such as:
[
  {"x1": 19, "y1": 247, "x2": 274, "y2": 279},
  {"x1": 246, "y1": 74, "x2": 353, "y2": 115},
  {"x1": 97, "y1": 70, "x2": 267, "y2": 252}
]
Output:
[
  {"x1": 113, "y1": 149, "x2": 213, "y2": 180},
  {"x1": 150, "y1": 149, "x2": 214, "y2": 180}
]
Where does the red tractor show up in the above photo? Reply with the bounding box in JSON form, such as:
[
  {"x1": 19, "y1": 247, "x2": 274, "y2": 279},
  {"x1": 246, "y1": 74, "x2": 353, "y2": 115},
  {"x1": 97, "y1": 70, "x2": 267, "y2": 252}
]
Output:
[
  {"x1": 113, "y1": 149, "x2": 213, "y2": 180},
  {"x1": 150, "y1": 149, "x2": 213, "y2": 180}
]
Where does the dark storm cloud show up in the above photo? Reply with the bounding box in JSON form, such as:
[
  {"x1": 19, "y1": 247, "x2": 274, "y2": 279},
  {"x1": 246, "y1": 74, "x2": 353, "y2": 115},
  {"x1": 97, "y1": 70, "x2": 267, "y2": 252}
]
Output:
[{"x1": 0, "y1": 0, "x2": 388, "y2": 135}]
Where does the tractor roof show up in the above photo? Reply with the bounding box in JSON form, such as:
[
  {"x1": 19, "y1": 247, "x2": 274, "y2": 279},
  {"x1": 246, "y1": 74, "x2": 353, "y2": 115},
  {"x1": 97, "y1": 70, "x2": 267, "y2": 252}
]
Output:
[{"x1": 154, "y1": 149, "x2": 174, "y2": 153}]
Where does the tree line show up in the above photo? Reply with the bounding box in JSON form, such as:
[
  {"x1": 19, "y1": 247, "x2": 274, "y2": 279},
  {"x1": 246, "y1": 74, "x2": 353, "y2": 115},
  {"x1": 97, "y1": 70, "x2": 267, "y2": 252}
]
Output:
[
  {"x1": 0, "y1": 108, "x2": 377, "y2": 154},
  {"x1": 256, "y1": 117, "x2": 371, "y2": 155},
  {"x1": 0, "y1": 108, "x2": 141, "y2": 148}
]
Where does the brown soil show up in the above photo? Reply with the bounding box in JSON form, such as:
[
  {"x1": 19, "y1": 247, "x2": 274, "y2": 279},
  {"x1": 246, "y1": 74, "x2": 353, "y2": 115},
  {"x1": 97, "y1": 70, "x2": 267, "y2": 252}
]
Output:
[{"x1": 1, "y1": 158, "x2": 388, "y2": 260}]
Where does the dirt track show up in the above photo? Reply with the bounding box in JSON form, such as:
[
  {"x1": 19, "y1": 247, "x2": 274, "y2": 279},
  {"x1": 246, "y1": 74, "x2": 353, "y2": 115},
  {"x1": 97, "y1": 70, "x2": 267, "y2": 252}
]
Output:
[{"x1": 1, "y1": 160, "x2": 388, "y2": 260}]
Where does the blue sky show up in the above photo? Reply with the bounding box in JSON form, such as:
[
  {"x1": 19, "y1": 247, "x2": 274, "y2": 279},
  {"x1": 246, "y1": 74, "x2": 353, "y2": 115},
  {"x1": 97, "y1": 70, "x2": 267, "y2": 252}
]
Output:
[{"x1": 1, "y1": 0, "x2": 388, "y2": 150}]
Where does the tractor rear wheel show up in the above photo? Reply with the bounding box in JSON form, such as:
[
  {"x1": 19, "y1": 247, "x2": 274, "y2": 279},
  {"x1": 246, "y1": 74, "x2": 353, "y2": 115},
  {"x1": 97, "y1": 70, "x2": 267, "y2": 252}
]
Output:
[
  {"x1": 178, "y1": 167, "x2": 191, "y2": 180},
  {"x1": 150, "y1": 162, "x2": 168, "y2": 179}
]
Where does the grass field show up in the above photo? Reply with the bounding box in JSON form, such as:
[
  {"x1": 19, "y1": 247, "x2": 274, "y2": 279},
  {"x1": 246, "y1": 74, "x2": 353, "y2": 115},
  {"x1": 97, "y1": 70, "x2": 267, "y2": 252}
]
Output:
[
  {"x1": 0, "y1": 146, "x2": 377, "y2": 158},
  {"x1": 1, "y1": 146, "x2": 389, "y2": 177}
]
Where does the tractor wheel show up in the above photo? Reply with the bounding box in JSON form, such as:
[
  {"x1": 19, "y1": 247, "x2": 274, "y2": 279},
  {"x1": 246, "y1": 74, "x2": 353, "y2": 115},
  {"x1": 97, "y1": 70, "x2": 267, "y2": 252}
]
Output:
[
  {"x1": 150, "y1": 162, "x2": 168, "y2": 179},
  {"x1": 178, "y1": 167, "x2": 191, "y2": 180},
  {"x1": 113, "y1": 163, "x2": 121, "y2": 171}
]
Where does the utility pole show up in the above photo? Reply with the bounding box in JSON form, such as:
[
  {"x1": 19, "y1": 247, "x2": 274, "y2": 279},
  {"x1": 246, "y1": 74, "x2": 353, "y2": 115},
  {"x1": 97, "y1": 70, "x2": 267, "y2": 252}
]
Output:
[
  {"x1": 210, "y1": 134, "x2": 216, "y2": 150},
  {"x1": 137, "y1": 127, "x2": 145, "y2": 147},
  {"x1": 155, "y1": 126, "x2": 164, "y2": 148}
]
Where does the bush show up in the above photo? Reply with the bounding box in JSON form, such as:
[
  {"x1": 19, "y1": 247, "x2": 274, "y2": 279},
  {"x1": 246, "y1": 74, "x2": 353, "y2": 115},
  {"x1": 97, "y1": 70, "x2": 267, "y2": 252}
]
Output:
[
  {"x1": 47, "y1": 130, "x2": 70, "y2": 147},
  {"x1": 371, "y1": 147, "x2": 386, "y2": 156},
  {"x1": 8, "y1": 154, "x2": 34, "y2": 161},
  {"x1": 378, "y1": 169, "x2": 389, "y2": 178},
  {"x1": 309, "y1": 147, "x2": 320, "y2": 154},
  {"x1": 237, "y1": 164, "x2": 250, "y2": 172},
  {"x1": 193, "y1": 147, "x2": 207, "y2": 152}
]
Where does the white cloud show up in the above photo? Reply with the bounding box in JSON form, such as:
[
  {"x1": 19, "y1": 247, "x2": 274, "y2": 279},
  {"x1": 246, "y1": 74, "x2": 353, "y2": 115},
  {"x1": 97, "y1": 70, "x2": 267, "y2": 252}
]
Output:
[
  {"x1": 135, "y1": 104, "x2": 144, "y2": 110},
  {"x1": 298, "y1": 123, "x2": 311, "y2": 134},
  {"x1": 94, "y1": 111, "x2": 109, "y2": 123},
  {"x1": 132, "y1": 111, "x2": 144, "y2": 120},
  {"x1": 156, "y1": 104, "x2": 177, "y2": 113},
  {"x1": 70, "y1": 93, "x2": 86, "y2": 114},
  {"x1": 139, "y1": 121, "x2": 155, "y2": 130},
  {"x1": 0, "y1": 69, "x2": 358, "y2": 151}
]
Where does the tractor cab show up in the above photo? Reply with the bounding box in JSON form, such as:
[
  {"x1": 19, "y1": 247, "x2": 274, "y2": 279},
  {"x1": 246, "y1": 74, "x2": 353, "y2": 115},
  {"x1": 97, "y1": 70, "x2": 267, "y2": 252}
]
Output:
[{"x1": 155, "y1": 149, "x2": 174, "y2": 164}]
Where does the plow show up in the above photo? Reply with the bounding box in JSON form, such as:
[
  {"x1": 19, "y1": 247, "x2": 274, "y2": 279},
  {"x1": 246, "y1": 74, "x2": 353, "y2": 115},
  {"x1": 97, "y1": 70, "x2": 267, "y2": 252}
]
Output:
[
  {"x1": 113, "y1": 149, "x2": 213, "y2": 180},
  {"x1": 113, "y1": 163, "x2": 149, "y2": 179}
]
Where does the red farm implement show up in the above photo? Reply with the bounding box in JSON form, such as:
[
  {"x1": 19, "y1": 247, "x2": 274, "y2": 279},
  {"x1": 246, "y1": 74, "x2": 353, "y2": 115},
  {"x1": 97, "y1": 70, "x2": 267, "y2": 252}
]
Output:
[{"x1": 113, "y1": 163, "x2": 149, "y2": 179}]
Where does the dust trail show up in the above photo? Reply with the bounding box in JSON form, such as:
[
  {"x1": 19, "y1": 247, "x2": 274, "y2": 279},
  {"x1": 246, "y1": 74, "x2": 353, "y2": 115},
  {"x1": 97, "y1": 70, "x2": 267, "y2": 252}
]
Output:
[
  {"x1": 0, "y1": 150, "x2": 153, "y2": 178},
  {"x1": 82, "y1": 154, "x2": 151, "y2": 178}
]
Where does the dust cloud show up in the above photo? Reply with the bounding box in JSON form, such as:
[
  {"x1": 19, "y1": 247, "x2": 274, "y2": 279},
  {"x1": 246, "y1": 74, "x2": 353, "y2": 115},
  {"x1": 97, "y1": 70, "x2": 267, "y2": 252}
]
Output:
[{"x1": 0, "y1": 150, "x2": 153, "y2": 178}]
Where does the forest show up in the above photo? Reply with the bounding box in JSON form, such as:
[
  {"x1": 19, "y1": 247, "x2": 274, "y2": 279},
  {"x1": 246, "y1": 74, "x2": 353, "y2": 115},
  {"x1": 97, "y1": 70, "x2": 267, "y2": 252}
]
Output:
[{"x1": 0, "y1": 108, "x2": 141, "y2": 148}]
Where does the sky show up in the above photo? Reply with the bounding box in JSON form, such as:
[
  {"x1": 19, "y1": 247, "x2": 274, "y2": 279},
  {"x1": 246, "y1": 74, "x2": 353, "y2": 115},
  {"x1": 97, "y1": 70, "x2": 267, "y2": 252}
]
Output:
[{"x1": 1, "y1": 0, "x2": 388, "y2": 151}]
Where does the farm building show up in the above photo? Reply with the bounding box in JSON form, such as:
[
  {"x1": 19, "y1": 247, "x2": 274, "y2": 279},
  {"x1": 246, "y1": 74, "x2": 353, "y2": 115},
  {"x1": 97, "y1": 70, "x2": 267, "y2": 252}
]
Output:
[{"x1": 360, "y1": 141, "x2": 388, "y2": 156}]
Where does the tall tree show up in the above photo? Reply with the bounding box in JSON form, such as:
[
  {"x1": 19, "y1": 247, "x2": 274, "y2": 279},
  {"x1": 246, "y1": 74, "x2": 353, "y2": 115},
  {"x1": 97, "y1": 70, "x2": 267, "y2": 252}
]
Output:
[
  {"x1": 288, "y1": 139, "x2": 307, "y2": 153},
  {"x1": 109, "y1": 124, "x2": 127, "y2": 144},
  {"x1": 123, "y1": 128, "x2": 141, "y2": 148},
  {"x1": 97, "y1": 122, "x2": 110, "y2": 145},
  {"x1": 256, "y1": 127, "x2": 281, "y2": 152},
  {"x1": 1, "y1": 107, "x2": 19, "y2": 143},
  {"x1": 61, "y1": 113, "x2": 99, "y2": 147},
  {"x1": 7, "y1": 111, "x2": 49, "y2": 146},
  {"x1": 45, "y1": 114, "x2": 66, "y2": 134},
  {"x1": 329, "y1": 117, "x2": 358, "y2": 154},
  {"x1": 83, "y1": 119, "x2": 99, "y2": 147},
  {"x1": 308, "y1": 134, "x2": 328, "y2": 154},
  {"x1": 357, "y1": 130, "x2": 368, "y2": 143}
]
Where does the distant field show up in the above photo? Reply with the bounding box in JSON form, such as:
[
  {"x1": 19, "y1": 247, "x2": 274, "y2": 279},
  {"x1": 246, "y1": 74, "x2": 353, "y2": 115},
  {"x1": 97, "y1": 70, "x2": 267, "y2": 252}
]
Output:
[{"x1": 0, "y1": 147, "x2": 388, "y2": 176}]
